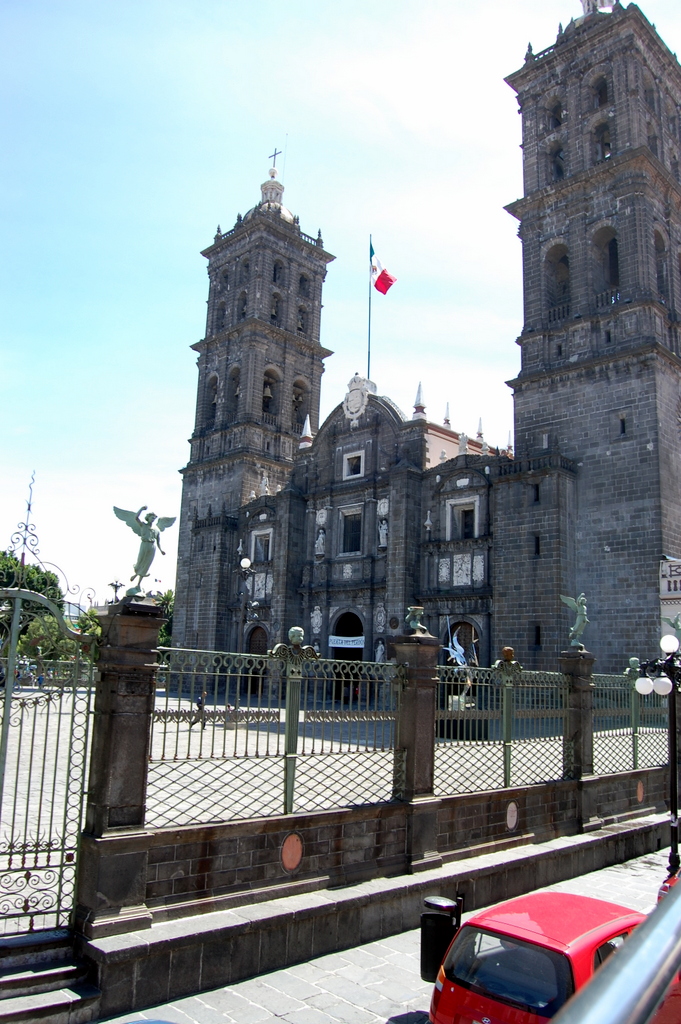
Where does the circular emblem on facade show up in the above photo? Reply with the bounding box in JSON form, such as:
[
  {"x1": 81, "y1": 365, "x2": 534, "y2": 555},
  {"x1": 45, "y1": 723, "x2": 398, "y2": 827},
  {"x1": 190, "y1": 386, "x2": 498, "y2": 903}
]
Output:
[
  {"x1": 506, "y1": 801, "x2": 519, "y2": 832},
  {"x1": 389, "y1": 616, "x2": 400, "y2": 630},
  {"x1": 377, "y1": 498, "x2": 389, "y2": 517},
  {"x1": 343, "y1": 373, "x2": 370, "y2": 427},
  {"x1": 637, "y1": 780, "x2": 644, "y2": 804},
  {"x1": 281, "y1": 832, "x2": 304, "y2": 873}
]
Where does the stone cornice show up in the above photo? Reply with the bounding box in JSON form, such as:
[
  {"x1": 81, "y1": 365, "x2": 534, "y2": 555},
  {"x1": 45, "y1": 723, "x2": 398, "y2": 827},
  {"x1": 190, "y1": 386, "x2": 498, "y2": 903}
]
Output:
[{"x1": 507, "y1": 337, "x2": 681, "y2": 391}]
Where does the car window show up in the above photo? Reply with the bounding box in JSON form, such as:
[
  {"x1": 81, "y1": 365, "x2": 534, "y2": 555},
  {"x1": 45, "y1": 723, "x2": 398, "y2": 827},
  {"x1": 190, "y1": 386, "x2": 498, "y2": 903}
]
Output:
[
  {"x1": 594, "y1": 932, "x2": 628, "y2": 970},
  {"x1": 443, "y1": 925, "x2": 574, "y2": 1019}
]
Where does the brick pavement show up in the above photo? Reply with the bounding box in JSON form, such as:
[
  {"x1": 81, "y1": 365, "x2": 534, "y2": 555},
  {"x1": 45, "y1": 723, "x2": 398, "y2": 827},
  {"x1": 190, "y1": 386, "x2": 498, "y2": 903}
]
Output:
[{"x1": 99, "y1": 848, "x2": 671, "y2": 1024}]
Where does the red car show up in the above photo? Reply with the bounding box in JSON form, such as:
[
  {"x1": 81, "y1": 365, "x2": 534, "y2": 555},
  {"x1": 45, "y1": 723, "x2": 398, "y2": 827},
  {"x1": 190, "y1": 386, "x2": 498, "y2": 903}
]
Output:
[{"x1": 428, "y1": 891, "x2": 679, "y2": 1023}]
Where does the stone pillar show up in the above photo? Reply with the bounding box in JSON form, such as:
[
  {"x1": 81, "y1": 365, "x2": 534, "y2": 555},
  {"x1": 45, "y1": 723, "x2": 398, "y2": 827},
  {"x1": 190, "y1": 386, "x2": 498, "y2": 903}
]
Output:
[
  {"x1": 393, "y1": 613, "x2": 443, "y2": 873},
  {"x1": 74, "y1": 599, "x2": 163, "y2": 939},
  {"x1": 560, "y1": 646, "x2": 600, "y2": 831}
]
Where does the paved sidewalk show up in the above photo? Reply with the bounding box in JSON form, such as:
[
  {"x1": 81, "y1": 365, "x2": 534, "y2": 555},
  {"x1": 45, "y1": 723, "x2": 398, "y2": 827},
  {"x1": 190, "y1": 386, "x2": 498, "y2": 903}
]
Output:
[{"x1": 101, "y1": 849, "x2": 670, "y2": 1024}]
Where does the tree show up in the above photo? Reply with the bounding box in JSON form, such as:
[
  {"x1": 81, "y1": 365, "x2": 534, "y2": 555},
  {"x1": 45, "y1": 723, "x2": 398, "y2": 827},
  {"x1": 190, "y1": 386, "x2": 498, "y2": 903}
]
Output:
[{"x1": 157, "y1": 589, "x2": 174, "y2": 648}]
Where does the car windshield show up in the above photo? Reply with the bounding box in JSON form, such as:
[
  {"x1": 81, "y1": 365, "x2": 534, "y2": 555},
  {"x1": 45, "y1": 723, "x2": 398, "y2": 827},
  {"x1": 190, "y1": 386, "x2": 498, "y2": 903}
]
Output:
[{"x1": 443, "y1": 925, "x2": 574, "y2": 1019}]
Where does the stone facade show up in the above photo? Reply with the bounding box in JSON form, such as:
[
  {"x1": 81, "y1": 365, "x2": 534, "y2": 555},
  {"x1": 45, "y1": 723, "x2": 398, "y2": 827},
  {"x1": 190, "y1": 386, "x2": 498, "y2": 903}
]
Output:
[{"x1": 175, "y1": 3, "x2": 681, "y2": 672}]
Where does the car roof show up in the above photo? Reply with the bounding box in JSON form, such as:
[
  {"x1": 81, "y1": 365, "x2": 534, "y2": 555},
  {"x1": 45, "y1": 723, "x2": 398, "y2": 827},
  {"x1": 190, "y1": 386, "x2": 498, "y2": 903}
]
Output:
[{"x1": 467, "y1": 892, "x2": 645, "y2": 952}]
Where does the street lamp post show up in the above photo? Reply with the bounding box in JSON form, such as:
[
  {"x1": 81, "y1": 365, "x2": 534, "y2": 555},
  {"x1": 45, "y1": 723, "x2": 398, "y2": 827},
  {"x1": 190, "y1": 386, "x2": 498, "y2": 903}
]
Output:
[
  {"x1": 235, "y1": 556, "x2": 259, "y2": 653},
  {"x1": 636, "y1": 633, "x2": 680, "y2": 878}
]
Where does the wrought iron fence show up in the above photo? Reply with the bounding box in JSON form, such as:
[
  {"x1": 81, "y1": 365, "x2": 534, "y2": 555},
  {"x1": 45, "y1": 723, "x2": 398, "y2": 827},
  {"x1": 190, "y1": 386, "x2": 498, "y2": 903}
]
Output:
[
  {"x1": 149, "y1": 648, "x2": 404, "y2": 827},
  {"x1": 0, "y1": 656, "x2": 95, "y2": 935},
  {"x1": 433, "y1": 666, "x2": 569, "y2": 795},
  {"x1": 592, "y1": 673, "x2": 667, "y2": 774}
]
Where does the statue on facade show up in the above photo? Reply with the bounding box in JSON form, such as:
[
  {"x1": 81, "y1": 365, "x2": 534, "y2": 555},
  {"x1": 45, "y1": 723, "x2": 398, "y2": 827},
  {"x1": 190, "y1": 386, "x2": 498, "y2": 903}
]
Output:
[
  {"x1": 315, "y1": 529, "x2": 326, "y2": 556},
  {"x1": 662, "y1": 614, "x2": 681, "y2": 639},
  {"x1": 378, "y1": 519, "x2": 388, "y2": 548},
  {"x1": 113, "y1": 506, "x2": 176, "y2": 596},
  {"x1": 375, "y1": 638, "x2": 386, "y2": 663},
  {"x1": 560, "y1": 592, "x2": 589, "y2": 647}
]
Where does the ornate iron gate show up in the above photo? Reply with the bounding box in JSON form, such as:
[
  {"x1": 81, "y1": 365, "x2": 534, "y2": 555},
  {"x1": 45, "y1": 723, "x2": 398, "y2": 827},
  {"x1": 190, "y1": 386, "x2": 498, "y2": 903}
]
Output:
[{"x1": 0, "y1": 588, "x2": 96, "y2": 934}]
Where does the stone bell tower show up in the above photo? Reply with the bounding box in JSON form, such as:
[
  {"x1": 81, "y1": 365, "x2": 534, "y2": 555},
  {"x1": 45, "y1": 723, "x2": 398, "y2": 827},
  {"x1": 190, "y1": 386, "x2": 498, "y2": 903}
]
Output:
[
  {"x1": 173, "y1": 165, "x2": 335, "y2": 649},
  {"x1": 501, "y1": 2, "x2": 681, "y2": 669}
]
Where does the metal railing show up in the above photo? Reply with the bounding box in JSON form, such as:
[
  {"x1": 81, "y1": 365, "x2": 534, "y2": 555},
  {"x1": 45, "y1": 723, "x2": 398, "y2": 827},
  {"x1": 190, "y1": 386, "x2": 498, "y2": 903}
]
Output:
[
  {"x1": 149, "y1": 648, "x2": 404, "y2": 827},
  {"x1": 593, "y1": 673, "x2": 667, "y2": 774},
  {"x1": 434, "y1": 666, "x2": 569, "y2": 794},
  {"x1": 552, "y1": 877, "x2": 681, "y2": 1024}
]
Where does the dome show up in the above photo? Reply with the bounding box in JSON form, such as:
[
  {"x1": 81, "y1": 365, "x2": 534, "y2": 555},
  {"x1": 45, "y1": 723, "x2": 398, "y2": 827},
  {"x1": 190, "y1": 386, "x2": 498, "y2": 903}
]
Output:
[{"x1": 241, "y1": 166, "x2": 296, "y2": 225}]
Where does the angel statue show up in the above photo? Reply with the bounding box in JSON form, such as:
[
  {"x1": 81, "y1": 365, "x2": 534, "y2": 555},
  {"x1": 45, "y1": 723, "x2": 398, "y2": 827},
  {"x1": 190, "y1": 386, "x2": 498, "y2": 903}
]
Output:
[
  {"x1": 662, "y1": 614, "x2": 681, "y2": 640},
  {"x1": 560, "y1": 592, "x2": 589, "y2": 647},
  {"x1": 113, "y1": 506, "x2": 176, "y2": 596}
]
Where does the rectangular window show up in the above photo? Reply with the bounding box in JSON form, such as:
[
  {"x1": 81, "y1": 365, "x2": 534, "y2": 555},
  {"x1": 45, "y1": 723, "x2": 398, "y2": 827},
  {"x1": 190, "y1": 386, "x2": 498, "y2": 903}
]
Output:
[
  {"x1": 620, "y1": 416, "x2": 626, "y2": 435},
  {"x1": 534, "y1": 624, "x2": 542, "y2": 647},
  {"x1": 533, "y1": 484, "x2": 540, "y2": 503},
  {"x1": 342, "y1": 512, "x2": 362, "y2": 553},
  {"x1": 343, "y1": 451, "x2": 364, "y2": 479},
  {"x1": 534, "y1": 535, "x2": 541, "y2": 557},
  {"x1": 461, "y1": 508, "x2": 475, "y2": 539},
  {"x1": 251, "y1": 530, "x2": 272, "y2": 562}
]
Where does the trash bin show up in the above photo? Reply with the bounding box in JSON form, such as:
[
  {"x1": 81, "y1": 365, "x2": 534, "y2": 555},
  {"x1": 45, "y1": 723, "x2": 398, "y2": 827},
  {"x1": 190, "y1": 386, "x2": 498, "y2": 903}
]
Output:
[{"x1": 420, "y1": 894, "x2": 464, "y2": 983}]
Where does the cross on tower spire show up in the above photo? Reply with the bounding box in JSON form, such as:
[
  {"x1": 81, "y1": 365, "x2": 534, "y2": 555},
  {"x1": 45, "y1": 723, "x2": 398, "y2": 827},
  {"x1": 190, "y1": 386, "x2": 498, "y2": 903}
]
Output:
[{"x1": 269, "y1": 147, "x2": 282, "y2": 168}]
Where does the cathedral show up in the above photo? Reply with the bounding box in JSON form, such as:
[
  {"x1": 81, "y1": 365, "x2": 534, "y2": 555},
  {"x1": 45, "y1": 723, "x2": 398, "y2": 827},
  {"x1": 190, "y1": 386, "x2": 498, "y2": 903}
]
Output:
[{"x1": 173, "y1": 2, "x2": 681, "y2": 673}]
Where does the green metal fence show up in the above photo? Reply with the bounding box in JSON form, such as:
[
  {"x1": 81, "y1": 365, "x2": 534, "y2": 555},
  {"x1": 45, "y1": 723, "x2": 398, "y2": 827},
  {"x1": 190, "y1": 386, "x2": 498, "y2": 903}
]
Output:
[
  {"x1": 433, "y1": 666, "x2": 569, "y2": 795},
  {"x1": 592, "y1": 673, "x2": 668, "y2": 774},
  {"x1": 149, "y1": 648, "x2": 404, "y2": 827}
]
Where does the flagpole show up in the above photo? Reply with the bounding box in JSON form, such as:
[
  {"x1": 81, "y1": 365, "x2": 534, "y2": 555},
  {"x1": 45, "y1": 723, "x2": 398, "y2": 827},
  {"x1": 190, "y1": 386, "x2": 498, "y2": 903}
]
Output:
[{"x1": 367, "y1": 234, "x2": 372, "y2": 381}]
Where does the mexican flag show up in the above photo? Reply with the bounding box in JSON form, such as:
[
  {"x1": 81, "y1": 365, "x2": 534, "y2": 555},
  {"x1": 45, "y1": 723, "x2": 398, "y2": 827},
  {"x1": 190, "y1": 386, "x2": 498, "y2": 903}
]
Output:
[{"x1": 370, "y1": 241, "x2": 397, "y2": 295}]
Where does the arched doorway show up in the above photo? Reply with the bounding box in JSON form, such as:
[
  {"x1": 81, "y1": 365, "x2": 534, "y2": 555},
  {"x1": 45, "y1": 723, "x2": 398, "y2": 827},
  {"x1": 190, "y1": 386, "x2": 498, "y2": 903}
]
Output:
[
  {"x1": 247, "y1": 626, "x2": 268, "y2": 655},
  {"x1": 441, "y1": 621, "x2": 480, "y2": 666},
  {"x1": 330, "y1": 612, "x2": 364, "y2": 662}
]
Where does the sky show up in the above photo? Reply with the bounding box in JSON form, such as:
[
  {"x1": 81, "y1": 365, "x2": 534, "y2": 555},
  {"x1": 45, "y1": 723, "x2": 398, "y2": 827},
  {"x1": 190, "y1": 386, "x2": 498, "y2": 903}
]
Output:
[{"x1": 2, "y1": 0, "x2": 681, "y2": 607}]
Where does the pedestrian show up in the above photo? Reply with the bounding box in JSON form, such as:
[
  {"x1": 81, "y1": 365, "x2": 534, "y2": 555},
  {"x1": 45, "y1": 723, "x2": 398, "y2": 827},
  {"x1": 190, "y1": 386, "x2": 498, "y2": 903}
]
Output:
[{"x1": 190, "y1": 691, "x2": 207, "y2": 730}]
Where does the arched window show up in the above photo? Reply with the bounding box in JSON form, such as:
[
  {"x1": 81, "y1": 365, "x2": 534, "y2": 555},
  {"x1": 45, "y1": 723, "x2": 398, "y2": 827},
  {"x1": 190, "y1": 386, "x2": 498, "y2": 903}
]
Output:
[
  {"x1": 270, "y1": 294, "x2": 281, "y2": 324},
  {"x1": 551, "y1": 147, "x2": 565, "y2": 182},
  {"x1": 221, "y1": 269, "x2": 229, "y2": 289},
  {"x1": 672, "y1": 157, "x2": 680, "y2": 183},
  {"x1": 593, "y1": 77, "x2": 608, "y2": 109},
  {"x1": 226, "y1": 366, "x2": 240, "y2": 421},
  {"x1": 291, "y1": 379, "x2": 309, "y2": 429},
  {"x1": 240, "y1": 260, "x2": 250, "y2": 284},
  {"x1": 593, "y1": 228, "x2": 620, "y2": 305},
  {"x1": 655, "y1": 231, "x2": 669, "y2": 303},
  {"x1": 262, "y1": 371, "x2": 279, "y2": 416},
  {"x1": 272, "y1": 260, "x2": 284, "y2": 284},
  {"x1": 298, "y1": 274, "x2": 310, "y2": 297},
  {"x1": 644, "y1": 81, "x2": 656, "y2": 114},
  {"x1": 549, "y1": 102, "x2": 563, "y2": 130},
  {"x1": 205, "y1": 375, "x2": 218, "y2": 429},
  {"x1": 595, "y1": 124, "x2": 612, "y2": 162},
  {"x1": 215, "y1": 302, "x2": 226, "y2": 333},
  {"x1": 237, "y1": 292, "x2": 247, "y2": 320},
  {"x1": 545, "y1": 245, "x2": 570, "y2": 318},
  {"x1": 297, "y1": 307, "x2": 308, "y2": 334}
]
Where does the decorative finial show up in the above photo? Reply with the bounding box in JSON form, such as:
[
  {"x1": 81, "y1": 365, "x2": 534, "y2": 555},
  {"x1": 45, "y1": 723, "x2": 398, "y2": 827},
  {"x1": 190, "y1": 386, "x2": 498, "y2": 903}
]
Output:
[
  {"x1": 299, "y1": 414, "x2": 313, "y2": 449},
  {"x1": 424, "y1": 510, "x2": 433, "y2": 532},
  {"x1": 443, "y1": 403, "x2": 451, "y2": 428},
  {"x1": 477, "y1": 418, "x2": 483, "y2": 440},
  {"x1": 316, "y1": 229, "x2": 324, "y2": 247},
  {"x1": 413, "y1": 382, "x2": 426, "y2": 420},
  {"x1": 507, "y1": 431, "x2": 514, "y2": 456},
  {"x1": 525, "y1": 42, "x2": 534, "y2": 62}
]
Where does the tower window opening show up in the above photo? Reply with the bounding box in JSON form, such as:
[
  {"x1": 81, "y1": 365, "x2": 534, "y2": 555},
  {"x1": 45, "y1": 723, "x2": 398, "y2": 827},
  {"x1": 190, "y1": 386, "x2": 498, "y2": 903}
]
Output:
[
  {"x1": 656, "y1": 231, "x2": 669, "y2": 303},
  {"x1": 619, "y1": 415, "x2": 626, "y2": 435},
  {"x1": 546, "y1": 246, "x2": 570, "y2": 316},
  {"x1": 240, "y1": 260, "x2": 250, "y2": 284},
  {"x1": 237, "y1": 292, "x2": 247, "y2": 320},
  {"x1": 461, "y1": 508, "x2": 475, "y2": 539},
  {"x1": 605, "y1": 330, "x2": 612, "y2": 344},
  {"x1": 297, "y1": 307, "x2": 308, "y2": 335},
  {"x1": 645, "y1": 84, "x2": 656, "y2": 113},
  {"x1": 272, "y1": 260, "x2": 284, "y2": 284},
  {"x1": 672, "y1": 157, "x2": 680, "y2": 183},
  {"x1": 534, "y1": 534, "x2": 541, "y2": 557},
  {"x1": 608, "y1": 238, "x2": 620, "y2": 286},
  {"x1": 221, "y1": 269, "x2": 229, "y2": 289},
  {"x1": 557, "y1": 343, "x2": 563, "y2": 356},
  {"x1": 215, "y1": 302, "x2": 226, "y2": 333},
  {"x1": 534, "y1": 484, "x2": 541, "y2": 503},
  {"x1": 595, "y1": 124, "x2": 612, "y2": 162},
  {"x1": 271, "y1": 294, "x2": 281, "y2": 324},
  {"x1": 534, "y1": 624, "x2": 542, "y2": 648},
  {"x1": 298, "y1": 274, "x2": 310, "y2": 297},
  {"x1": 549, "y1": 102, "x2": 563, "y2": 129},
  {"x1": 648, "y1": 135, "x2": 659, "y2": 158},
  {"x1": 551, "y1": 147, "x2": 565, "y2": 181},
  {"x1": 593, "y1": 228, "x2": 619, "y2": 302},
  {"x1": 292, "y1": 380, "x2": 309, "y2": 428},
  {"x1": 594, "y1": 78, "x2": 608, "y2": 109},
  {"x1": 262, "y1": 372, "x2": 278, "y2": 415},
  {"x1": 205, "y1": 375, "x2": 218, "y2": 429}
]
